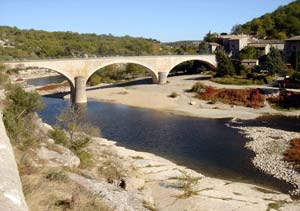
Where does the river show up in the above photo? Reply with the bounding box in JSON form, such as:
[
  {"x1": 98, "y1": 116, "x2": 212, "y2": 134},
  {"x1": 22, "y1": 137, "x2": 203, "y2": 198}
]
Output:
[{"x1": 39, "y1": 97, "x2": 297, "y2": 194}]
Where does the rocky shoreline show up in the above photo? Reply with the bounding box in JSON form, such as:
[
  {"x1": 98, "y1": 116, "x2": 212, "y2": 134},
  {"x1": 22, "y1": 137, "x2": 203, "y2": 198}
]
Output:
[{"x1": 232, "y1": 126, "x2": 300, "y2": 196}]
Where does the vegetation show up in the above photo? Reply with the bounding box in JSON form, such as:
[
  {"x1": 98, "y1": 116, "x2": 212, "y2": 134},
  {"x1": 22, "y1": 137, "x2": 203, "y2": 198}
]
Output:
[
  {"x1": 54, "y1": 106, "x2": 100, "y2": 168},
  {"x1": 192, "y1": 82, "x2": 265, "y2": 108},
  {"x1": 261, "y1": 47, "x2": 288, "y2": 76},
  {"x1": 0, "y1": 26, "x2": 172, "y2": 61},
  {"x1": 0, "y1": 64, "x2": 9, "y2": 88},
  {"x1": 211, "y1": 75, "x2": 273, "y2": 86},
  {"x1": 45, "y1": 170, "x2": 68, "y2": 182},
  {"x1": 87, "y1": 63, "x2": 150, "y2": 85},
  {"x1": 170, "y1": 171, "x2": 201, "y2": 199},
  {"x1": 239, "y1": 46, "x2": 263, "y2": 60},
  {"x1": 169, "y1": 92, "x2": 180, "y2": 98},
  {"x1": 284, "y1": 138, "x2": 300, "y2": 172},
  {"x1": 232, "y1": 1, "x2": 300, "y2": 39},
  {"x1": 215, "y1": 47, "x2": 235, "y2": 77},
  {"x1": 267, "y1": 90, "x2": 300, "y2": 110},
  {"x1": 3, "y1": 84, "x2": 44, "y2": 149}
]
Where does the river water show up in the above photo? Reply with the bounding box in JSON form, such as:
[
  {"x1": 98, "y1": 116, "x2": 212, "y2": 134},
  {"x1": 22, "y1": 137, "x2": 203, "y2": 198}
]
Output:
[
  {"x1": 30, "y1": 75, "x2": 298, "y2": 193},
  {"x1": 39, "y1": 97, "x2": 297, "y2": 193}
]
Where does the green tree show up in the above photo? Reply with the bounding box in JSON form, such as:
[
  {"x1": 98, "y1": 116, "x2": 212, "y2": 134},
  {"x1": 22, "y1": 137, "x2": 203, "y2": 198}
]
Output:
[
  {"x1": 261, "y1": 47, "x2": 288, "y2": 75},
  {"x1": 239, "y1": 47, "x2": 263, "y2": 60},
  {"x1": 215, "y1": 48, "x2": 235, "y2": 77},
  {"x1": 203, "y1": 31, "x2": 219, "y2": 43},
  {"x1": 198, "y1": 42, "x2": 209, "y2": 54}
]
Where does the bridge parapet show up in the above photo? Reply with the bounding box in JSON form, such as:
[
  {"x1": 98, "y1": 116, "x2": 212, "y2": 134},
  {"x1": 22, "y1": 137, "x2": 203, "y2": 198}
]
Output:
[{"x1": 4, "y1": 55, "x2": 216, "y2": 103}]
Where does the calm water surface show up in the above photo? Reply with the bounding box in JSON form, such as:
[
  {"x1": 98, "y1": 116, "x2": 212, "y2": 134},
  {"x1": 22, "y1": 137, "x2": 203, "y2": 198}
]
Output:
[
  {"x1": 27, "y1": 75, "x2": 66, "y2": 86},
  {"x1": 39, "y1": 97, "x2": 298, "y2": 193}
]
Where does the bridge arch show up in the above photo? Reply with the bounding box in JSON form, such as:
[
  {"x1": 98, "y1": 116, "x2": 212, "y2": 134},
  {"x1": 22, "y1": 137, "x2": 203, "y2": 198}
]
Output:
[
  {"x1": 85, "y1": 61, "x2": 158, "y2": 84},
  {"x1": 166, "y1": 58, "x2": 217, "y2": 77}
]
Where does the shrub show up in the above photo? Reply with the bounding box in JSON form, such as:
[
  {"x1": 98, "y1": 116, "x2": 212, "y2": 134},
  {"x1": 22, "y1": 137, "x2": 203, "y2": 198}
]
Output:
[
  {"x1": 191, "y1": 82, "x2": 206, "y2": 93},
  {"x1": 45, "y1": 170, "x2": 68, "y2": 181},
  {"x1": 49, "y1": 128, "x2": 69, "y2": 146},
  {"x1": 169, "y1": 92, "x2": 180, "y2": 98},
  {"x1": 267, "y1": 91, "x2": 300, "y2": 110},
  {"x1": 88, "y1": 74, "x2": 102, "y2": 86},
  {"x1": 283, "y1": 138, "x2": 300, "y2": 172},
  {"x1": 76, "y1": 150, "x2": 93, "y2": 168},
  {"x1": 3, "y1": 84, "x2": 43, "y2": 149},
  {"x1": 191, "y1": 82, "x2": 265, "y2": 108}
]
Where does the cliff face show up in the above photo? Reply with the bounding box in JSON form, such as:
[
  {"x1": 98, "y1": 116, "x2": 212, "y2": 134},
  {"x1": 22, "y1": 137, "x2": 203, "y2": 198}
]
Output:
[{"x1": 0, "y1": 98, "x2": 28, "y2": 211}]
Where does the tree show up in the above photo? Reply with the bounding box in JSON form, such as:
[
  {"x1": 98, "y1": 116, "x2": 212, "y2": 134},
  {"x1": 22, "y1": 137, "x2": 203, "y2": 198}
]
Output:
[
  {"x1": 231, "y1": 24, "x2": 243, "y2": 35},
  {"x1": 215, "y1": 48, "x2": 235, "y2": 77},
  {"x1": 57, "y1": 106, "x2": 100, "y2": 145},
  {"x1": 203, "y1": 31, "x2": 219, "y2": 43},
  {"x1": 239, "y1": 46, "x2": 263, "y2": 60},
  {"x1": 198, "y1": 42, "x2": 209, "y2": 54},
  {"x1": 261, "y1": 47, "x2": 288, "y2": 75}
]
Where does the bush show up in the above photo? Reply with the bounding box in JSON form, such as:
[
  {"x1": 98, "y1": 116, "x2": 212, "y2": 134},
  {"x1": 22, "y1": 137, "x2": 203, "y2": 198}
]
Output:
[
  {"x1": 88, "y1": 74, "x2": 102, "y2": 86},
  {"x1": 45, "y1": 170, "x2": 68, "y2": 181},
  {"x1": 76, "y1": 150, "x2": 93, "y2": 168},
  {"x1": 190, "y1": 82, "x2": 206, "y2": 93},
  {"x1": 169, "y1": 92, "x2": 180, "y2": 98},
  {"x1": 3, "y1": 84, "x2": 43, "y2": 149},
  {"x1": 191, "y1": 82, "x2": 265, "y2": 108},
  {"x1": 49, "y1": 128, "x2": 69, "y2": 146},
  {"x1": 284, "y1": 138, "x2": 300, "y2": 172},
  {"x1": 267, "y1": 91, "x2": 300, "y2": 110}
]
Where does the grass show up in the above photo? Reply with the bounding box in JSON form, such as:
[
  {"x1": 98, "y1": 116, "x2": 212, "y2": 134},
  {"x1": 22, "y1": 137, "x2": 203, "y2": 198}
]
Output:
[
  {"x1": 267, "y1": 202, "x2": 282, "y2": 211},
  {"x1": 211, "y1": 76, "x2": 264, "y2": 85},
  {"x1": 22, "y1": 171, "x2": 113, "y2": 211},
  {"x1": 143, "y1": 200, "x2": 158, "y2": 211},
  {"x1": 170, "y1": 171, "x2": 202, "y2": 199}
]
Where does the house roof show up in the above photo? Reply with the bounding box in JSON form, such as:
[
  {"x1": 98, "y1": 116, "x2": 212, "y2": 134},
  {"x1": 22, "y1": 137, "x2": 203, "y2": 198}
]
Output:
[
  {"x1": 248, "y1": 43, "x2": 269, "y2": 48},
  {"x1": 286, "y1": 36, "x2": 300, "y2": 41},
  {"x1": 241, "y1": 59, "x2": 258, "y2": 63},
  {"x1": 208, "y1": 42, "x2": 220, "y2": 46}
]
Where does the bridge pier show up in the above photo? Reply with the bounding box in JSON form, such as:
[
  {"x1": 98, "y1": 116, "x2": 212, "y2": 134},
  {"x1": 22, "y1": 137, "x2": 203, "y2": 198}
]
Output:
[
  {"x1": 158, "y1": 72, "x2": 167, "y2": 84},
  {"x1": 74, "y1": 76, "x2": 87, "y2": 104}
]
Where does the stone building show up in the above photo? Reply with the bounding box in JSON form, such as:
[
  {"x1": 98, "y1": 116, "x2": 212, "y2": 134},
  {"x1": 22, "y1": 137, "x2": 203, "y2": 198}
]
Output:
[{"x1": 284, "y1": 35, "x2": 300, "y2": 64}]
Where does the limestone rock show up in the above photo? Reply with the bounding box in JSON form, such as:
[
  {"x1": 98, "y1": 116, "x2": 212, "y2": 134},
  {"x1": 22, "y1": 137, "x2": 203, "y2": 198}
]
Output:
[{"x1": 35, "y1": 145, "x2": 80, "y2": 168}]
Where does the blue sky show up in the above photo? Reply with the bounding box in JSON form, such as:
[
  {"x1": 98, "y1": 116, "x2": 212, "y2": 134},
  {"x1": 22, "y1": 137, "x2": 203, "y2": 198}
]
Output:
[{"x1": 0, "y1": 0, "x2": 295, "y2": 42}]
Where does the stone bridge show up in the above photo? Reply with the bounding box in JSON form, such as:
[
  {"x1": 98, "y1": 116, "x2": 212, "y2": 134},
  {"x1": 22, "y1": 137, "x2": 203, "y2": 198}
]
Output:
[{"x1": 4, "y1": 55, "x2": 216, "y2": 103}]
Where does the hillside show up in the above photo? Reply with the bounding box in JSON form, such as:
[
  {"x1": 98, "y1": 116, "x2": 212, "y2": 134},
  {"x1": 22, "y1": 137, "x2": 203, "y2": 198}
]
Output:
[
  {"x1": 0, "y1": 26, "x2": 172, "y2": 61},
  {"x1": 232, "y1": 1, "x2": 300, "y2": 39}
]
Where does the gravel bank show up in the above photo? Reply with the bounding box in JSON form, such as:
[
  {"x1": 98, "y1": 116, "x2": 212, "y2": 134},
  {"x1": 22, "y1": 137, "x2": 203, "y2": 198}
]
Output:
[{"x1": 233, "y1": 126, "x2": 300, "y2": 196}]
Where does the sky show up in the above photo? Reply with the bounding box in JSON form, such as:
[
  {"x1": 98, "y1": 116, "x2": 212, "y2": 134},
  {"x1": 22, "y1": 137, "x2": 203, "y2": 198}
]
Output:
[{"x1": 0, "y1": 0, "x2": 296, "y2": 42}]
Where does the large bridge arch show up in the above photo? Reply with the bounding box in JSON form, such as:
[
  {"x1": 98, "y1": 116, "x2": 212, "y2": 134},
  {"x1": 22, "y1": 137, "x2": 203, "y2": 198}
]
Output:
[
  {"x1": 85, "y1": 61, "x2": 159, "y2": 84},
  {"x1": 4, "y1": 62, "x2": 76, "y2": 87},
  {"x1": 166, "y1": 58, "x2": 217, "y2": 77}
]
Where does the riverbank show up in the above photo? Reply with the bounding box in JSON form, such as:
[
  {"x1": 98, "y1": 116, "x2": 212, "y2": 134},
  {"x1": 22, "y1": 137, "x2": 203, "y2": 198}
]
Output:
[
  {"x1": 81, "y1": 74, "x2": 300, "y2": 120},
  {"x1": 233, "y1": 126, "x2": 300, "y2": 196}
]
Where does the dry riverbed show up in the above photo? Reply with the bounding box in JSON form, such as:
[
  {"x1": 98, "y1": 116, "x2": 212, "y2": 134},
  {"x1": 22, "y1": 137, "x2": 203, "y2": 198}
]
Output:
[{"x1": 83, "y1": 75, "x2": 300, "y2": 120}]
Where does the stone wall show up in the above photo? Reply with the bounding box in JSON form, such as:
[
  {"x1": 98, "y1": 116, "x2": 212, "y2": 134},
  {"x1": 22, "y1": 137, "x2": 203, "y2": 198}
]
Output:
[{"x1": 0, "y1": 100, "x2": 28, "y2": 210}]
